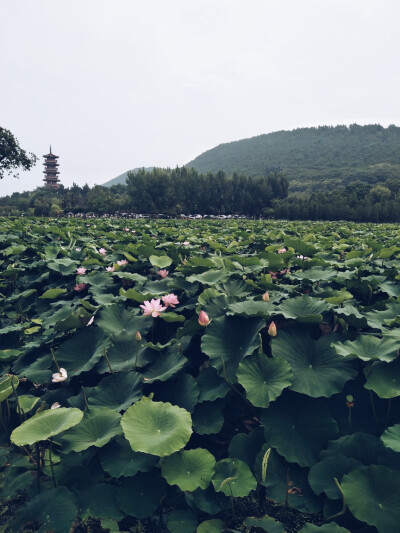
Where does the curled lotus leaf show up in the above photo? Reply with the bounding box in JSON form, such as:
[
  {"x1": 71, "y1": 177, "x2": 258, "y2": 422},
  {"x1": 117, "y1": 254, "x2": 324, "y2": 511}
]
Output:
[
  {"x1": 364, "y1": 358, "x2": 400, "y2": 398},
  {"x1": 121, "y1": 396, "x2": 192, "y2": 457},
  {"x1": 212, "y1": 458, "x2": 257, "y2": 497},
  {"x1": 333, "y1": 335, "x2": 400, "y2": 362},
  {"x1": 381, "y1": 423, "x2": 400, "y2": 453}
]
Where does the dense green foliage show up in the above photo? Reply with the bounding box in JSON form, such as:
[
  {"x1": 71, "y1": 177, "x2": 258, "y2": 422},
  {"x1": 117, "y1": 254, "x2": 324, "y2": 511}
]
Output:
[
  {"x1": 1, "y1": 217, "x2": 400, "y2": 532},
  {"x1": 0, "y1": 127, "x2": 37, "y2": 179},
  {"x1": 187, "y1": 124, "x2": 400, "y2": 193}
]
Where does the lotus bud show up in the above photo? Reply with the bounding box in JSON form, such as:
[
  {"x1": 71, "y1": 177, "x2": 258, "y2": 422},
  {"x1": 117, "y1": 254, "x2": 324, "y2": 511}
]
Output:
[
  {"x1": 267, "y1": 321, "x2": 277, "y2": 337},
  {"x1": 135, "y1": 331, "x2": 142, "y2": 342},
  {"x1": 346, "y1": 395, "x2": 354, "y2": 408},
  {"x1": 198, "y1": 310, "x2": 210, "y2": 327},
  {"x1": 262, "y1": 291, "x2": 270, "y2": 302}
]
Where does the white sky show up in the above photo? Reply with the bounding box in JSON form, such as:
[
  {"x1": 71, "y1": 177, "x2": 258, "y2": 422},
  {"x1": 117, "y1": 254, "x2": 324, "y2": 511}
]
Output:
[{"x1": 1, "y1": 0, "x2": 400, "y2": 196}]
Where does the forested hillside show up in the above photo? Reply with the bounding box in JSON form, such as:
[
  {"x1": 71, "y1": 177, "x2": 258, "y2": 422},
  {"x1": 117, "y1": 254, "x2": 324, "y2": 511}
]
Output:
[{"x1": 187, "y1": 124, "x2": 400, "y2": 193}]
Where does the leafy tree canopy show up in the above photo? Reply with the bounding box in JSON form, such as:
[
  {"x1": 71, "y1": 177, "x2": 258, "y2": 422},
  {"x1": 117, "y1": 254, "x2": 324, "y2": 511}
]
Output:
[{"x1": 0, "y1": 127, "x2": 37, "y2": 179}]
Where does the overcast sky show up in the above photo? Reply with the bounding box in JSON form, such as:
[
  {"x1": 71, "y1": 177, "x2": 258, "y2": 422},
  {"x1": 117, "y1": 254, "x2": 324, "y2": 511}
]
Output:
[{"x1": 1, "y1": 0, "x2": 399, "y2": 196}]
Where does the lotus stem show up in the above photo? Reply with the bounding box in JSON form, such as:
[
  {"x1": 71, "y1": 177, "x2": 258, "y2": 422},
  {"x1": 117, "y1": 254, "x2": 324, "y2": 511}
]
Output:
[
  {"x1": 81, "y1": 386, "x2": 89, "y2": 411},
  {"x1": 385, "y1": 398, "x2": 392, "y2": 428},
  {"x1": 369, "y1": 390, "x2": 380, "y2": 433},
  {"x1": 103, "y1": 346, "x2": 114, "y2": 374},
  {"x1": 49, "y1": 438, "x2": 57, "y2": 488},
  {"x1": 347, "y1": 406, "x2": 352, "y2": 434},
  {"x1": 10, "y1": 376, "x2": 25, "y2": 423},
  {"x1": 0, "y1": 406, "x2": 9, "y2": 439},
  {"x1": 220, "y1": 357, "x2": 253, "y2": 409},
  {"x1": 323, "y1": 477, "x2": 347, "y2": 522},
  {"x1": 36, "y1": 443, "x2": 41, "y2": 494},
  {"x1": 51, "y1": 348, "x2": 61, "y2": 373}
]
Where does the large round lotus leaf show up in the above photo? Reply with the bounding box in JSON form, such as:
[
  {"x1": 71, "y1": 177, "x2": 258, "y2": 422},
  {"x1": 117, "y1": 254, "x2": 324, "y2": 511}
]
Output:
[
  {"x1": 97, "y1": 303, "x2": 152, "y2": 339},
  {"x1": 59, "y1": 407, "x2": 122, "y2": 453},
  {"x1": 333, "y1": 335, "x2": 400, "y2": 362},
  {"x1": 196, "y1": 519, "x2": 225, "y2": 533},
  {"x1": 167, "y1": 509, "x2": 198, "y2": 533},
  {"x1": 149, "y1": 254, "x2": 173, "y2": 269},
  {"x1": 341, "y1": 465, "x2": 400, "y2": 533},
  {"x1": 320, "y1": 433, "x2": 383, "y2": 466},
  {"x1": 237, "y1": 354, "x2": 292, "y2": 407},
  {"x1": 117, "y1": 471, "x2": 166, "y2": 519},
  {"x1": 261, "y1": 393, "x2": 338, "y2": 467},
  {"x1": 96, "y1": 334, "x2": 155, "y2": 373},
  {"x1": 212, "y1": 458, "x2": 257, "y2": 497},
  {"x1": 11, "y1": 407, "x2": 83, "y2": 446},
  {"x1": 226, "y1": 299, "x2": 274, "y2": 318},
  {"x1": 277, "y1": 295, "x2": 332, "y2": 323},
  {"x1": 299, "y1": 524, "x2": 350, "y2": 533},
  {"x1": 153, "y1": 373, "x2": 199, "y2": 413},
  {"x1": 161, "y1": 448, "x2": 215, "y2": 491},
  {"x1": 243, "y1": 516, "x2": 285, "y2": 533},
  {"x1": 10, "y1": 486, "x2": 78, "y2": 533},
  {"x1": 192, "y1": 401, "x2": 224, "y2": 435},
  {"x1": 271, "y1": 330, "x2": 357, "y2": 398},
  {"x1": 56, "y1": 328, "x2": 109, "y2": 377},
  {"x1": 308, "y1": 454, "x2": 361, "y2": 499},
  {"x1": 381, "y1": 423, "x2": 400, "y2": 452},
  {"x1": 121, "y1": 397, "x2": 192, "y2": 456},
  {"x1": 140, "y1": 347, "x2": 187, "y2": 383},
  {"x1": 88, "y1": 371, "x2": 142, "y2": 411},
  {"x1": 255, "y1": 447, "x2": 322, "y2": 513},
  {"x1": 196, "y1": 367, "x2": 230, "y2": 403},
  {"x1": 99, "y1": 436, "x2": 157, "y2": 477},
  {"x1": 76, "y1": 483, "x2": 121, "y2": 521},
  {"x1": 364, "y1": 358, "x2": 400, "y2": 398},
  {"x1": 228, "y1": 427, "x2": 265, "y2": 469},
  {"x1": 201, "y1": 316, "x2": 265, "y2": 381}
]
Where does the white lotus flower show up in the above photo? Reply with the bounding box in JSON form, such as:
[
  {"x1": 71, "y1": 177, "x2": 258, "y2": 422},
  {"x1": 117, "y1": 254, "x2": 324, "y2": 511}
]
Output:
[
  {"x1": 52, "y1": 368, "x2": 68, "y2": 383},
  {"x1": 51, "y1": 402, "x2": 61, "y2": 409}
]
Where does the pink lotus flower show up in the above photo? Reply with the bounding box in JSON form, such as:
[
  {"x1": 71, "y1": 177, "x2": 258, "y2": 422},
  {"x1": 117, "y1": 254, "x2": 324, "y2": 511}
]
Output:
[
  {"x1": 140, "y1": 298, "x2": 167, "y2": 317},
  {"x1": 106, "y1": 266, "x2": 115, "y2": 272},
  {"x1": 158, "y1": 269, "x2": 169, "y2": 278},
  {"x1": 123, "y1": 227, "x2": 130, "y2": 232},
  {"x1": 52, "y1": 368, "x2": 68, "y2": 383},
  {"x1": 76, "y1": 267, "x2": 87, "y2": 275},
  {"x1": 277, "y1": 248, "x2": 287, "y2": 254},
  {"x1": 74, "y1": 283, "x2": 88, "y2": 292},
  {"x1": 268, "y1": 321, "x2": 277, "y2": 337},
  {"x1": 117, "y1": 259, "x2": 128, "y2": 266},
  {"x1": 75, "y1": 247, "x2": 82, "y2": 252},
  {"x1": 51, "y1": 402, "x2": 61, "y2": 409},
  {"x1": 183, "y1": 241, "x2": 190, "y2": 245},
  {"x1": 262, "y1": 291, "x2": 270, "y2": 302},
  {"x1": 86, "y1": 316, "x2": 94, "y2": 327},
  {"x1": 98, "y1": 248, "x2": 107, "y2": 255},
  {"x1": 162, "y1": 293, "x2": 179, "y2": 308},
  {"x1": 198, "y1": 310, "x2": 211, "y2": 326}
]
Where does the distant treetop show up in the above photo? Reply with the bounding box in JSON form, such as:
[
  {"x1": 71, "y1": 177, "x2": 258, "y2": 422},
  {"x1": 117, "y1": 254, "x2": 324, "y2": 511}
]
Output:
[{"x1": 0, "y1": 127, "x2": 37, "y2": 179}]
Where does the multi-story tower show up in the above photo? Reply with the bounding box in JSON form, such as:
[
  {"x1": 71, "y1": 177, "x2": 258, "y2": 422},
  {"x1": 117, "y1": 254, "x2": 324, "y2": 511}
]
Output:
[{"x1": 43, "y1": 147, "x2": 60, "y2": 189}]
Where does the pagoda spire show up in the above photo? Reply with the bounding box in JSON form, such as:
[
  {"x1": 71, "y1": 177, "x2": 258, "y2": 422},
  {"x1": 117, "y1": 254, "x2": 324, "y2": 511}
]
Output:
[{"x1": 43, "y1": 147, "x2": 60, "y2": 189}]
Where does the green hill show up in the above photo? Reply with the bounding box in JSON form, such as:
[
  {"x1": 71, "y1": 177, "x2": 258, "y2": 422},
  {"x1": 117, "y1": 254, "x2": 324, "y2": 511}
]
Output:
[
  {"x1": 186, "y1": 124, "x2": 400, "y2": 193},
  {"x1": 103, "y1": 167, "x2": 154, "y2": 187}
]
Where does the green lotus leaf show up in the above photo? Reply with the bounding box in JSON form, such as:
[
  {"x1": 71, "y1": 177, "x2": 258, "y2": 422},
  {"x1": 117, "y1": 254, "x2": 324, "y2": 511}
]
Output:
[
  {"x1": 59, "y1": 407, "x2": 122, "y2": 453},
  {"x1": 324, "y1": 289, "x2": 353, "y2": 305},
  {"x1": 228, "y1": 427, "x2": 265, "y2": 470},
  {"x1": 9, "y1": 486, "x2": 78, "y2": 533},
  {"x1": 364, "y1": 358, "x2": 400, "y2": 398},
  {"x1": 87, "y1": 371, "x2": 142, "y2": 411},
  {"x1": 117, "y1": 471, "x2": 166, "y2": 519},
  {"x1": 196, "y1": 519, "x2": 225, "y2": 533},
  {"x1": 277, "y1": 295, "x2": 332, "y2": 323},
  {"x1": 341, "y1": 465, "x2": 400, "y2": 533},
  {"x1": 243, "y1": 516, "x2": 285, "y2": 533},
  {"x1": 56, "y1": 328, "x2": 109, "y2": 377},
  {"x1": 153, "y1": 373, "x2": 199, "y2": 412},
  {"x1": 220, "y1": 279, "x2": 253, "y2": 298},
  {"x1": 187, "y1": 269, "x2": 231, "y2": 285},
  {"x1": 333, "y1": 335, "x2": 400, "y2": 362},
  {"x1": 47, "y1": 257, "x2": 77, "y2": 275},
  {"x1": 226, "y1": 299, "x2": 274, "y2": 318},
  {"x1": 196, "y1": 367, "x2": 230, "y2": 403},
  {"x1": 237, "y1": 353, "x2": 292, "y2": 407},
  {"x1": 149, "y1": 254, "x2": 173, "y2": 268},
  {"x1": 97, "y1": 303, "x2": 152, "y2": 339},
  {"x1": 100, "y1": 435, "x2": 157, "y2": 478},
  {"x1": 96, "y1": 334, "x2": 155, "y2": 373},
  {"x1": 76, "y1": 483, "x2": 121, "y2": 521},
  {"x1": 283, "y1": 237, "x2": 317, "y2": 257},
  {"x1": 11, "y1": 408, "x2": 84, "y2": 446},
  {"x1": 271, "y1": 330, "x2": 357, "y2": 398},
  {"x1": 261, "y1": 393, "x2": 338, "y2": 467},
  {"x1": 320, "y1": 433, "x2": 384, "y2": 466},
  {"x1": 167, "y1": 510, "x2": 198, "y2": 533},
  {"x1": 364, "y1": 302, "x2": 400, "y2": 330},
  {"x1": 140, "y1": 347, "x2": 187, "y2": 383},
  {"x1": 299, "y1": 524, "x2": 350, "y2": 533},
  {"x1": 0, "y1": 375, "x2": 19, "y2": 402},
  {"x1": 201, "y1": 315, "x2": 265, "y2": 381},
  {"x1": 0, "y1": 349, "x2": 21, "y2": 362},
  {"x1": 308, "y1": 454, "x2": 361, "y2": 499},
  {"x1": 192, "y1": 401, "x2": 224, "y2": 435},
  {"x1": 292, "y1": 267, "x2": 337, "y2": 282},
  {"x1": 161, "y1": 448, "x2": 216, "y2": 491},
  {"x1": 160, "y1": 312, "x2": 186, "y2": 323},
  {"x1": 18, "y1": 394, "x2": 40, "y2": 413},
  {"x1": 335, "y1": 304, "x2": 368, "y2": 329},
  {"x1": 381, "y1": 423, "x2": 400, "y2": 452},
  {"x1": 184, "y1": 486, "x2": 221, "y2": 515},
  {"x1": 40, "y1": 288, "x2": 67, "y2": 299},
  {"x1": 121, "y1": 396, "x2": 192, "y2": 456},
  {"x1": 212, "y1": 458, "x2": 257, "y2": 497}
]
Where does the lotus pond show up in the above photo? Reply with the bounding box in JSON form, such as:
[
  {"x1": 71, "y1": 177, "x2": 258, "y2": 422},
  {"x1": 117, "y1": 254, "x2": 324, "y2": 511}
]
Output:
[{"x1": 1, "y1": 216, "x2": 400, "y2": 533}]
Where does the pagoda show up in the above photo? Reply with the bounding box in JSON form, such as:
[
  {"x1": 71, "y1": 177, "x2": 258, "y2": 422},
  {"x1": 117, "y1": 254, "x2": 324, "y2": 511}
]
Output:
[{"x1": 43, "y1": 146, "x2": 60, "y2": 189}]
